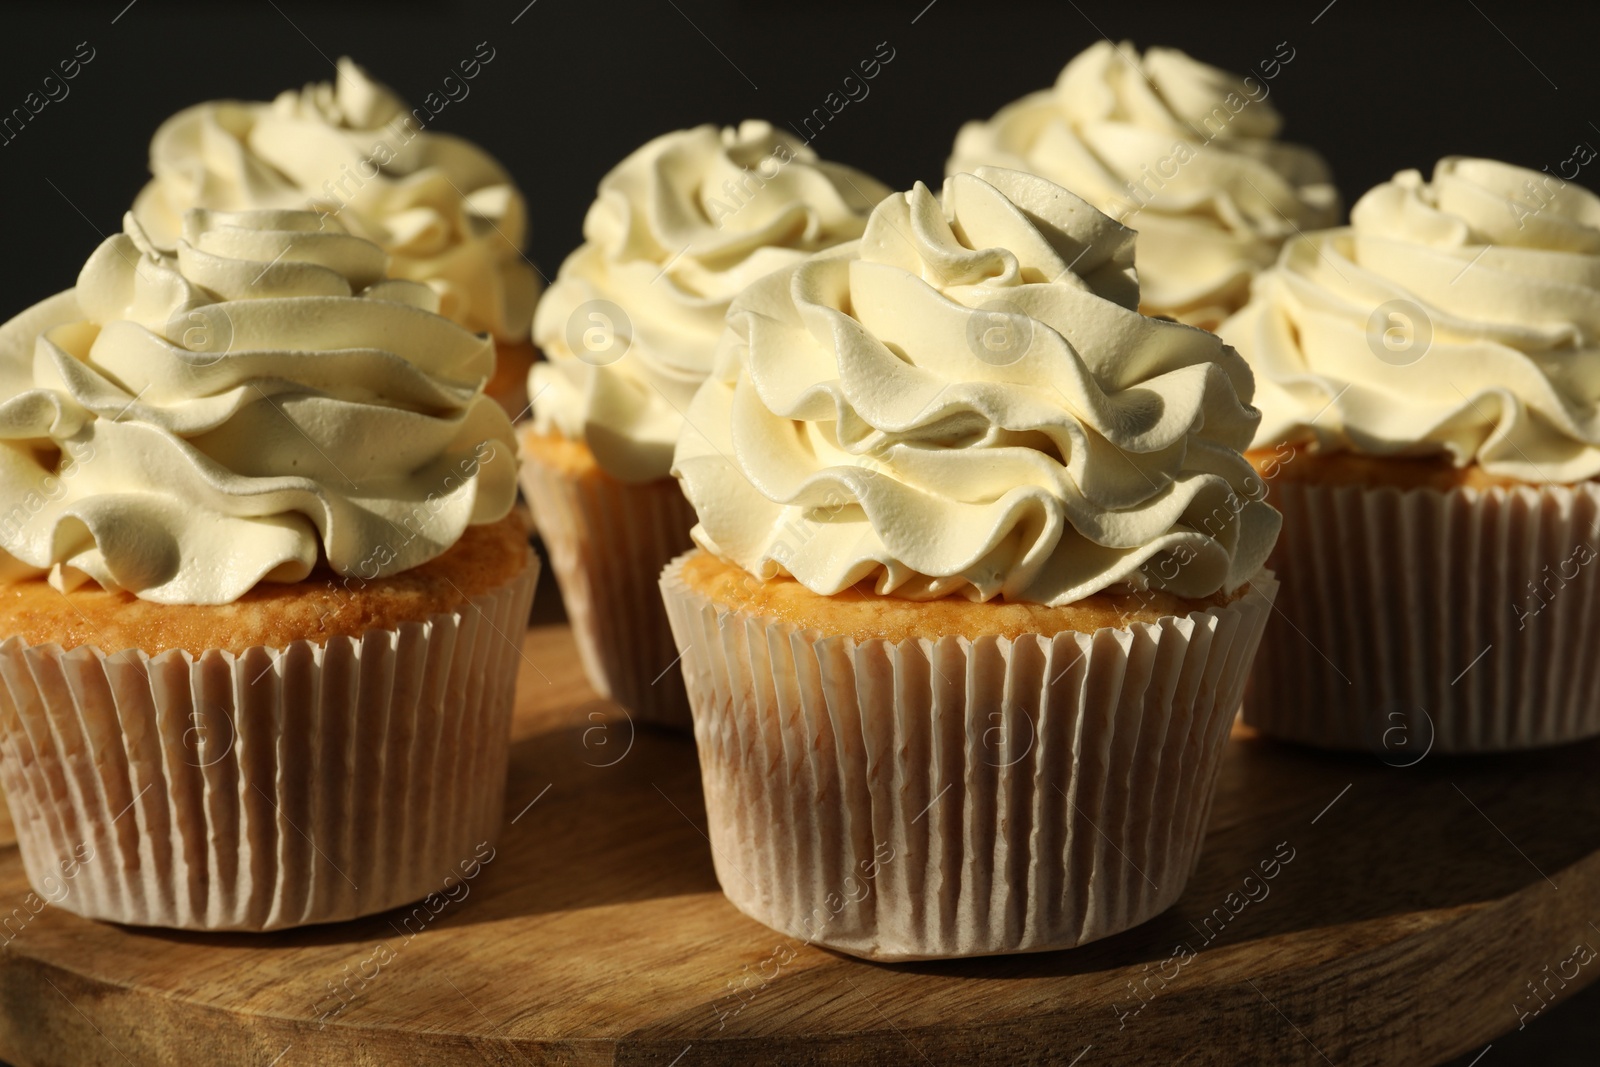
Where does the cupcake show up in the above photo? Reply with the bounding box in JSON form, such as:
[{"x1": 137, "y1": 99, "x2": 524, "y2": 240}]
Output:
[
  {"x1": 663, "y1": 167, "x2": 1280, "y2": 959},
  {"x1": 948, "y1": 40, "x2": 1338, "y2": 329},
  {"x1": 0, "y1": 208, "x2": 536, "y2": 930},
  {"x1": 522, "y1": 121, "x2": 889, "y2": 729},
  {"x1": 1220, "y1": 157, "x2": 1600, "y2": 753},
  {"x1": 132, "y1": 56, "x2": 541, "y2": 417}
]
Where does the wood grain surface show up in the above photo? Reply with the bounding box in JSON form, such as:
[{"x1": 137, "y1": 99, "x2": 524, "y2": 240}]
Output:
[{"x1": 0, "y1": 622, "x2": 1595, "y2": 1066}]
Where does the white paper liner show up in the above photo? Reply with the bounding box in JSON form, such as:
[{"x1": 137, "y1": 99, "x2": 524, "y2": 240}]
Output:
[
  {"x1": 1245, "y1": 479, "x2": 1600, "y2": 753},
  {"x1": 659, "y1": 551, "x2": 1278, "y2": 961},
  {"x1": 0, "y1": 552, "x2": 539, "y2": 932},
  {"x1": 520, "y1": 447, "x2": 697, "y2": 729}
]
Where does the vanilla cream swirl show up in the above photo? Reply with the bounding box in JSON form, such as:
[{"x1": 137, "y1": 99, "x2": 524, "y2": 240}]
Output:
[
  {"x1": 948, "y1": 41, "x2": 1338, "y2": 327},
  {"x1": 0, "y1": 209, "x2": 517, "y2": 605},
  {"x1": 133, "y1": 57, "x2": 538, "y2": 342},
  {"x1": 673, "y1": 168, "x2": 1279, "y2": 605},
  {"x1": 1220, "y1": 157, "x2": 1600, "y2": 483},
  {"x1": 531, "y1": 121, "x2": 890, "y2": 482}
]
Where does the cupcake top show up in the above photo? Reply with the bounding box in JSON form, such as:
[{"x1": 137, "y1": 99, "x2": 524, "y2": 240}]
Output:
[
  {"x1": 1220, "y1": 157, "x2": 1600, "y2": 484},
  {"x1": 948, "y1": 41, "x2": 1338, "y2": 328},
  {"x1": 673, "y1": 167, "x2": 1279, "y2": 606},
  {"x1": 132, "y1": 57, "x2": 538, "y2": 343},
  {"x1": 529, "y1": 120, "x2": 890, "y2": 483},
  {"x1": 0, "y1": 208, "x2": 518, "y2": 605}
]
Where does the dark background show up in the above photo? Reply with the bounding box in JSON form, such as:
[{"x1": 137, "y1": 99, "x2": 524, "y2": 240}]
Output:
[
  {"x1": 2, "y1": 3, "x2": 1599, "y2": 1064},
  {"x1": 1, "y1": 0, "x2": 1597, "y2": 311}
]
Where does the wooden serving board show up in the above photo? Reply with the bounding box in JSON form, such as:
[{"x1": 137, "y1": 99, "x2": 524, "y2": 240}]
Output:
[{"x1": 0, "y1": 622, "x2": 1597, "y2": 1066}]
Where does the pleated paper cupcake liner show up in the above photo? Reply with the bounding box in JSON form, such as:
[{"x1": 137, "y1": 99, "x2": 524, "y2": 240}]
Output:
[
  {"x1": 659, "y1": 551, "x2": 1278, "y2": 961},
  {"x1": 1245, "y1": 479, "x2": 1600, "y2": 753},
  {"x1": 520, "y1": 450, "x2": 697, "y2": 730},
  {"x1": 0, "y1": 553, "x2": 539, "y2": 932}
]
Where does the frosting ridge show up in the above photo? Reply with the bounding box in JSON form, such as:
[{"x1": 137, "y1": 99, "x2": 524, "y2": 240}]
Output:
[
  {"x1": 132, "y1": 57, "x2": 538, "y2": 342},
  {"x1": 0, "y1": 208, "x2": 517, "y2": 604},
  {"x1": 530, "y1": 121, "x2": 890, "y2": 482},
  {"x1": 948, "y1": 40, "x2": 1338, "y2": 327},
  {"x1": 673, "y1": 167, "x2": 1279, "y2": 605},
  {"x1": 1220, "y1": 156, "x2": 1600, "y2": 483}
]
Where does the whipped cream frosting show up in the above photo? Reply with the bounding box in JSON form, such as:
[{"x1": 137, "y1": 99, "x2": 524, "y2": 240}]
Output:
[
  {"x1": 948, "y1": 41, "x2": 1338, "y2": 327},
  {"x1": 133, "y1": 57, "x2": 538, "y2": 342},
  {"x1": 530, "y1": 120, "x2": 890, "y2": 483},
  {"x1": 674, "y1": 167, "x2": 1279, "y2": 605},
  {"x1": 1221, "y1": 156, "x2": 1600, "y2": 483},
  {"x1": 0, "y1": 209, "x2": 517, "y2": 605}
]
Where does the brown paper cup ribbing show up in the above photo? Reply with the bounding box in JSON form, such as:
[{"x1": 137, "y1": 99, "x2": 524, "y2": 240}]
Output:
[
  {"x1": 0, "y1": 554, "x2": 539, "y2": 932},
  {"x1": 659, "y1": 552, "x2": 1278, "y2": 961},
  {"x1": 520, "y1": 450, "x2": 697, "y2": 729},
  {"x1": 1245, "y1": 479, "x2": 1600, "y2": 753}
]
